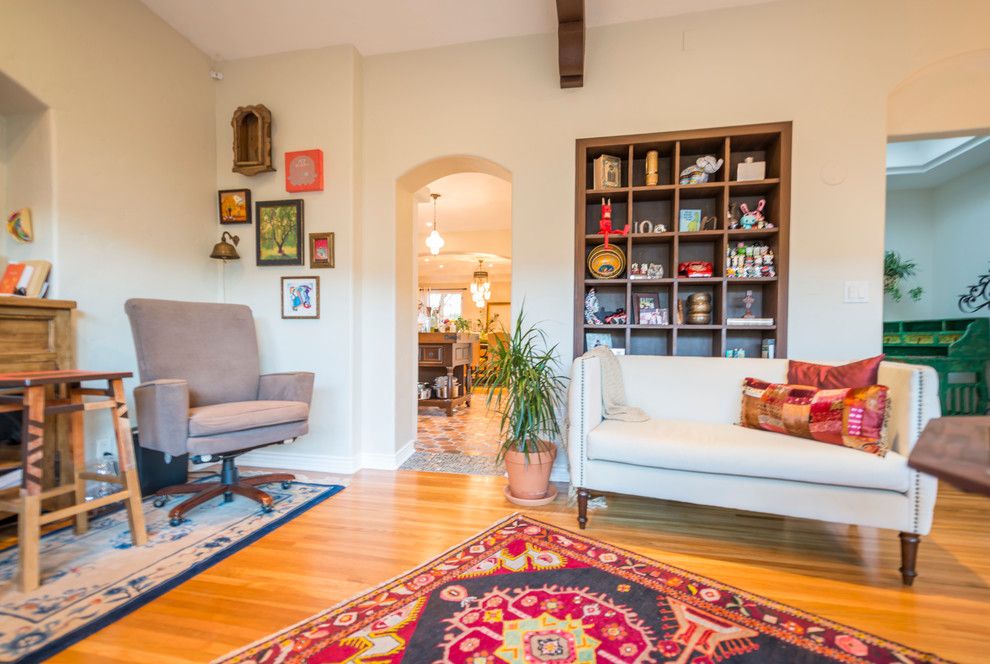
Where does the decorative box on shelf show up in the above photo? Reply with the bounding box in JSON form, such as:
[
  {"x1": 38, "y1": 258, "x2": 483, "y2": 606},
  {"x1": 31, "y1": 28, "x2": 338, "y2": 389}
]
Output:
[{"x1": 736, "y1": 157, "x2": 767, "y2": 181}]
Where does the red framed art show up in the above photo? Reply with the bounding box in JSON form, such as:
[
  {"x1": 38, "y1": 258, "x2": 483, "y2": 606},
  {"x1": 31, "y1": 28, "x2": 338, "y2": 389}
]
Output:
[{"x1": 285, "y1": 149, "x2": 324, "y2": 192}]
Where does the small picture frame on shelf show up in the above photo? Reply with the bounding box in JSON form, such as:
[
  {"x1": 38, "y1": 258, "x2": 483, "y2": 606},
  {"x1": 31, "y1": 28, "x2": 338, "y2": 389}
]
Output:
[
  {"x1": 586, "y1": 332, "x2": 623, "y2": 353},
  {"x1": 593, "y1": 155, "x2": 622, "y2": 189},
  {"x1": 218, "y1": 189, "x2": 251, "y2": 224},
  {"x1": 679, "y1": 209, "x2": 702, "y2": 232},
  {"x1": 309, "y1": 232, "x2": 334, "y2": 268},
  {"x1": 634, "y1": 293, "x2": 669, "y2": 325},
  {"x1": 281, "y1": 276, "x2": 320, "y2": 319}
]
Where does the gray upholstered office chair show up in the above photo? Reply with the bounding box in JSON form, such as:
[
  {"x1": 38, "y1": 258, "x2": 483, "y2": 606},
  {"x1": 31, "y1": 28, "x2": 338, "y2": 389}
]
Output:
[{"x1": 125, "y1": 298, "x2": 314, "y2": 526}]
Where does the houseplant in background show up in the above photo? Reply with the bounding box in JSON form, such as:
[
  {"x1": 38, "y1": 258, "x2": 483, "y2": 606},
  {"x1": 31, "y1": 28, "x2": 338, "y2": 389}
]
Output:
[
  {"x1": 479, "y1": 308, "x2": 566, "y2": 506},
  {"x1": 884, "y1": 250, "x2": 924, "y2": 302}
]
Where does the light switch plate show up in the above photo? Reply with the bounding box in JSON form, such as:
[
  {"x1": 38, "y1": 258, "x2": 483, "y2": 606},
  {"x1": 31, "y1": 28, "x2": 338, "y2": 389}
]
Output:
[{"x1": 844, "y1": 280, "x2": 869, "y2": 303}]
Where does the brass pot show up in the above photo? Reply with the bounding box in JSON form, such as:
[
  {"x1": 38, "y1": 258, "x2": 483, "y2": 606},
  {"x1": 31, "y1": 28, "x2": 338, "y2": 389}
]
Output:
[{"x1": 686, "y1": 312, "x2": 712, "y2": 325}]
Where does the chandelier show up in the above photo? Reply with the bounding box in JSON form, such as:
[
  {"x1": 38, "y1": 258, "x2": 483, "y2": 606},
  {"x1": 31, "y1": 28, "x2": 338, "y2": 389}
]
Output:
[
  {"x1": 470, "y1": 259, "x2": 491, "y2": 307},
  {"x1": 425, "y1": 192, "x2": 445, "y2": 256}
]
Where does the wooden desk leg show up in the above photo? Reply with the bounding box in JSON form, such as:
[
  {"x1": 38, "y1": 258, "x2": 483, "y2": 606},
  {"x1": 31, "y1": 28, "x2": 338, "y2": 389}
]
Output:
[
  {"x1": 68, "y1": 385, "x2": 88, "y2": 535},
  {"x1": 19, "y1": 385, "x2": 46, "y2": 593},
  {"x1": 109, "y1": 379, "x2": 147, "y2": 547}
]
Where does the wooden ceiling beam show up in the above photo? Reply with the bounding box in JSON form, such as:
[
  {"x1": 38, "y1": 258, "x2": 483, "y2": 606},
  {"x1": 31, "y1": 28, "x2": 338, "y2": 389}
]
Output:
[{"x1": 556, "y1": 0, "x2": 585, "y2": 88}]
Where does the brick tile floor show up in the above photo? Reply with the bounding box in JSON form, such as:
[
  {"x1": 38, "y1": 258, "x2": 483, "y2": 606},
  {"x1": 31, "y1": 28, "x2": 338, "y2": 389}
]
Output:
[{"x1": 415, "y1": 390, "x2": 501, "y2": 457}]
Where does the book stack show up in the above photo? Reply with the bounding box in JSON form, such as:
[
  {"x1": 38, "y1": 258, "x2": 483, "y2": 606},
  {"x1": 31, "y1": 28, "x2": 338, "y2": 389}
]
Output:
[{"x1": 0, "y1": 260, "x2": 52, "y2": 298}]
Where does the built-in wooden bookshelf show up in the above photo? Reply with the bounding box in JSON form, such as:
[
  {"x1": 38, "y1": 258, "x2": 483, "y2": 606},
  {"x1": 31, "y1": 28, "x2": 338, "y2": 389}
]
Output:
[{"x1": 574, "y1": 122, "x2": 791, "y2": 358}]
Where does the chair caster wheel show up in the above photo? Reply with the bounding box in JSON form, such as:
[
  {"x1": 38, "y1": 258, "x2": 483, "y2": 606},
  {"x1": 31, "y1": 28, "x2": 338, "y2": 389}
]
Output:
[
  {"x1": 169, "y1": 517, "x2": 183, "y2": 527},
  {"x1": 281, "y1": 481, "x2": 292, "y2": 489},
  {"x1": 153, "y1": 496, "x2": 168, "y2": 508},
  {"x1": 262, "y1": 504, "x2": 274, "y2": 514}
]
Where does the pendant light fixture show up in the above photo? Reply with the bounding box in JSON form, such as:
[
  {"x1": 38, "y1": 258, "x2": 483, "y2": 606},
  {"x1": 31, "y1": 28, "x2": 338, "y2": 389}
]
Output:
[
  {"x1": 470, "y1": 258, "x2": 491, "y2": 307},
  {"x1": 425, "y1": 192, "x2": 445, "y2": 256}
]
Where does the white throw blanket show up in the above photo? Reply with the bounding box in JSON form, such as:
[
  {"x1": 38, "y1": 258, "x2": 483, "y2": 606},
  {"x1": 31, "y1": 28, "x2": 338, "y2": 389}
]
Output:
[{"x1": 583, "y1": 346, "x2": 650, "y2": 422}]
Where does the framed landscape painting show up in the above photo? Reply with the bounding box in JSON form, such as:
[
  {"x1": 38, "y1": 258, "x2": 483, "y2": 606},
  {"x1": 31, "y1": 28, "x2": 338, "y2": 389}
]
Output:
[
  {"x1": 256, "y1": 199, "x2": 304, "y2": 266},
  {"x1": 218, "y1": 189, "x2": 251, "y2": 224}
]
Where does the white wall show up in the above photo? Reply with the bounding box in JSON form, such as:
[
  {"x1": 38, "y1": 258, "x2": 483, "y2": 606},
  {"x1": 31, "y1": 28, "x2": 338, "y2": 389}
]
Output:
[
  {"x1": 0, "y1": 0, "x2": 217, "y2": 453},
  {"x1": 213, "y1": 46, "x2": 365, "y2": 472},
  {"x1": 2, "y1": 111, "x2": 55, "y2": 264},
  {"x1": 884, "y1": 188, "x2": 935, "y2": 320},
  {"x1": 360, "y1": 0, "x2": 990, "y2": 459},
  {"x1": 885, "y1": 162, "x2": 990, "y2": 321}
]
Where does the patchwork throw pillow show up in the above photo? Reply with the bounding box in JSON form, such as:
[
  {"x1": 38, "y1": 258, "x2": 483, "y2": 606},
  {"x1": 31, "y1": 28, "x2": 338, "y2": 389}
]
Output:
[
  {"x1": 740, "y1": 378, "x2": 890, "y2": 456},
  {"x1": 787, "y1": 354, "x2": 885, "y2": 389}
]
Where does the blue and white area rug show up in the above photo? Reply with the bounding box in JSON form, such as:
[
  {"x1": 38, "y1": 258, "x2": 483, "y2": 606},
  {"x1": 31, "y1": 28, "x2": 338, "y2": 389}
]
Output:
[{"x1": 0, "y1": 481, "x2": 343, "y2": 663}]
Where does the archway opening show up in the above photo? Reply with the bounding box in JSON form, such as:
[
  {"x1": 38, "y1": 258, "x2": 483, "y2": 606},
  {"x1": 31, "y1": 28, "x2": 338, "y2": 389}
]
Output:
[{"x1": 393, "y1": 156, "x2": 512, "y2": 473}]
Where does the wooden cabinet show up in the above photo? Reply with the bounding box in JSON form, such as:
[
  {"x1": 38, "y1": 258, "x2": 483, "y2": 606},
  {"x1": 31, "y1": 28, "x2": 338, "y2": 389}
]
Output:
[{"x1": 0, "y1": 297, "x2": 76, "y2": 499}]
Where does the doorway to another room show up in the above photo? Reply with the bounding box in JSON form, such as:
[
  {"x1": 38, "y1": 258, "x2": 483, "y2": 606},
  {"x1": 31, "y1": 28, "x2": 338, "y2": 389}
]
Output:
[
  {"x1": 400, "y1": 171, "x2": 512, "y2": 475},
  {"x1": 883, "y1": 133, "x2": 990, "y2": 416}
]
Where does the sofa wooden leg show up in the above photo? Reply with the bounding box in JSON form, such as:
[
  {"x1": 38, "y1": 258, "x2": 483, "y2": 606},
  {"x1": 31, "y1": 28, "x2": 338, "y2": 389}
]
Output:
[
  {"x1": 899, "y1": 532, "x2": 920, "y2": 586},
  {"x1": 577, "y1": 488, "x2": 590, "y2": 530}
]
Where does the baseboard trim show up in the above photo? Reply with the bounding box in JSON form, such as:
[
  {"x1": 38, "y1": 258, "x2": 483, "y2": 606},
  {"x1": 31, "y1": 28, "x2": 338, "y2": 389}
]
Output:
[
  {"x1": 239, "y1": 449, "x2": 359, "y2": 475},
  {"x1": 240, "y1": 440, "x2": 417, "y2": 475}
]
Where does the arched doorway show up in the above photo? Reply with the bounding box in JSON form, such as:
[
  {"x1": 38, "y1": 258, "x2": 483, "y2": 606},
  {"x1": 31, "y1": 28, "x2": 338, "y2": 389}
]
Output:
[{"x1": 393, "y1": 156, "x2": 513, "y2": 472}]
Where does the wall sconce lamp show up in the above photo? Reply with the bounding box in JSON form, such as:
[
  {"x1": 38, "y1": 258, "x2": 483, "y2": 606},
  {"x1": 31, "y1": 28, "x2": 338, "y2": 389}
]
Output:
[{"x1": 210, "y1": 231, "x2": 240, "y2": 260}]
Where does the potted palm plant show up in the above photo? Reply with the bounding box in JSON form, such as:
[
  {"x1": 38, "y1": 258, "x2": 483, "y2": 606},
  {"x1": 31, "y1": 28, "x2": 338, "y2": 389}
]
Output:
[{"x1": 479, "y1": 308, "x2": 566, "y2": 505}]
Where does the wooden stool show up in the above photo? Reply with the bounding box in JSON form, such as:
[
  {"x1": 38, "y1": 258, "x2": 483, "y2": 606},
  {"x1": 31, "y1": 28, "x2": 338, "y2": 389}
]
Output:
[{"x1": 0, "y1": 370, "x2": 147, "y2": 592}]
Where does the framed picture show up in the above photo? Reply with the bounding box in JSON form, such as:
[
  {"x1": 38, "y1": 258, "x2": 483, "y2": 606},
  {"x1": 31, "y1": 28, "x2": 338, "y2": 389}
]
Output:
[
  {"x1": 585, "y1": 332, "x2": 625, "y2": 354},
  {"x1": 285, "y1": 149, "x2": 324, "y2": 192},
  {"x1": 281, "y1": 276, "x2": 320, "y2": 319},
  {"x1": 218, "y1": 189, "x2": 251, "y2": 224},
  {"x1": 634, "y1": 293, "x2": 669, "y2": 325},
  {"x1": 309, "y1": 232, "x2": 334, "y2": 268},
  {"x1": 485, "y1": 301, "x2": 511, "y2": 332},
  {"x1": 256, "y1": 199, "x2": 304, "y2": 266}
]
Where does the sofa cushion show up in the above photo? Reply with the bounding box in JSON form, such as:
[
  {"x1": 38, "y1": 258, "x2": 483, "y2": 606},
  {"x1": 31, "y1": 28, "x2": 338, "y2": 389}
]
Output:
[
  {"x1": 188, "y1": 400, "x2": 308, "y2": 437},
  {"x1": 586, "y1": 418, "x2": 909, "y2": 492},
  {"x1": 740, "y1": 379, "x2": 890, "y2": 457}
]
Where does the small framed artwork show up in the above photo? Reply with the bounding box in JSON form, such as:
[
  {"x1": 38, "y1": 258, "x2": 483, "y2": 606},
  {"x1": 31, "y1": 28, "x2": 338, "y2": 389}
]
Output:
[
  {"x1": 285, "y1": 149, "x2": 324, "y2": 192},
  {"x1": 634, "y1": 293, "x2": 669, "y2": 325},
  {"x1": 218, "y1": 189, "x2": 251, "y2": 224},
  {"x1": 281, "y1": 276, "x2": 320, "y2": 319},
  {"x1": 256, "y1": 199, "x2": 304, "y2": 266},
  {"x1": 309, "y1": 232, "x2": 334, "y2": 268}
]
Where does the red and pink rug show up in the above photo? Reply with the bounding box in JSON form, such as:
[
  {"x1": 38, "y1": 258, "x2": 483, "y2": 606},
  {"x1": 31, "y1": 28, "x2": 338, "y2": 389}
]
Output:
[{"x1": 218, "y1": 514, "x2": 946, "y2": 663}]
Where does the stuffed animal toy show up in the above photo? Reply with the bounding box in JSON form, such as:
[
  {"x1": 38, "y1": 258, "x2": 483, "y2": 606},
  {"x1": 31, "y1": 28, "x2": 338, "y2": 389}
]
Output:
[
  {"x1": 739, "y1": 199, "x2": 766, "y2": 229},
  {"x1": 679, "y1": 155, "x2": 724, "y2": 184}
]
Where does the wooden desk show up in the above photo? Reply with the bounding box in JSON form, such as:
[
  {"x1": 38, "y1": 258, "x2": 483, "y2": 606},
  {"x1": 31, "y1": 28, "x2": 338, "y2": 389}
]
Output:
[{"x1": 0, "y1": 297, "x2": 76, "y2": 504}]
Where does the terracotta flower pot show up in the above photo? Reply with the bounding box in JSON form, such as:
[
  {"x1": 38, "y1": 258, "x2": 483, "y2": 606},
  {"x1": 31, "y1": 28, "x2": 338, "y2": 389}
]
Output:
[{"x1": 504, "y1": 441, "x2": 557, "y2": 503}]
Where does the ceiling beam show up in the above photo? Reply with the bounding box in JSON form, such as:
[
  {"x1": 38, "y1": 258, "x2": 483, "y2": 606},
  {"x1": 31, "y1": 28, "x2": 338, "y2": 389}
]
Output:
[{"x1": 556, "y1": 0, "x2": 585, "y2": 88}]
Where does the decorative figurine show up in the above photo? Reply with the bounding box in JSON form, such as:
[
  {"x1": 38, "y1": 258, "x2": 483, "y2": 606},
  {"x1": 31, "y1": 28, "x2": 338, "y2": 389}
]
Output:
[
  {"x1": 647, "y1": 263, "x2": 664, "y2": 279},
  {"x1": 645, "y1": 150, "x2": 660, "y2": 186},
  {"x1": 636, "y1": 219, "x2": 654, "y2": 234},
  {"x1": 739, "y1": 199, "x2": 766, "y2": 229},
  {"x1": 604, "y1": 309, "x2": 628, "y2": 325},
  {"x1": 679, "y1": 155, "x2": 724, "y2": 184},
  {"x1": 585, "y1": 289, "x2": 603, "y2": 325},
  {"x1": 702, "y1": 215, "x2": 718, "y2": 231},
  {"x1": 598, "y1": 197, "x2": 629, "y2": 248},
  {"x1": 727, "y1": 202, "x2": 741, "y2": 229},
  {"x1": 654, "y1": 223, "x2": 668, "y2": 233},
  {"x1": 742, "y1": 290, "x2": 755, "y2": 318}
]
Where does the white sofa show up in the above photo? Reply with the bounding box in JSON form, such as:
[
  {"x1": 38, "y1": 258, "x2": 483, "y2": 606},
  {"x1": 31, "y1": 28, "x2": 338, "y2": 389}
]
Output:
[{"x1": 567, "y1": 355, "x2": 940, "y2": 585}]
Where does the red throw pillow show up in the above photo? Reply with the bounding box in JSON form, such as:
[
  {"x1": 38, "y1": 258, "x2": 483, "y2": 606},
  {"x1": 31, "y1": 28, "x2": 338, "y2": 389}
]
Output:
[{"x1": 787, "y1": 355, "x2": 884, "y2": 389}]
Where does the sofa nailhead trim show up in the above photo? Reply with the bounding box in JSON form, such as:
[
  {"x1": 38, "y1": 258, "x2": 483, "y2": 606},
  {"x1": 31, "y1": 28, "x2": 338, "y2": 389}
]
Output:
[{"x1": 579, "y1": 358, "x2": 586, "y2": 488}]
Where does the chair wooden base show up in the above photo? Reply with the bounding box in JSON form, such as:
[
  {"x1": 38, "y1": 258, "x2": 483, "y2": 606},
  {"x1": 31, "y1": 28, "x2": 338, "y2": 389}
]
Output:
[{"x1": 154, "y1": 456, "x2": 295, "y2": 526}]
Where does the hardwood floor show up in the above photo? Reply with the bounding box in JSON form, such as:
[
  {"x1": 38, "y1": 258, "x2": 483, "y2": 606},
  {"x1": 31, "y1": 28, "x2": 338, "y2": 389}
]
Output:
[{"x1": 52, "y1": 470, "x2": 990, "y2": 663}]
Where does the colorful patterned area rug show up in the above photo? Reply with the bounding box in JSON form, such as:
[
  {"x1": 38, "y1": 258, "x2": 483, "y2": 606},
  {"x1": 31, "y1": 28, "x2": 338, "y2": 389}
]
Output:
[
  {"x1": 0, "y1": 481, "x2": 343, "y2": 663},
  {"x1": 218, "y1": 514, "x2": 946, "y2": 664}
]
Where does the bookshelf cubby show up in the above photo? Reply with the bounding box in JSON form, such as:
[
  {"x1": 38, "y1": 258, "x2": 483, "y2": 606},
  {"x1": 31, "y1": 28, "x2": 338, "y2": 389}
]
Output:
[{"x1": 574, "y1": 122, "x2": 791, "y2": 358}]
